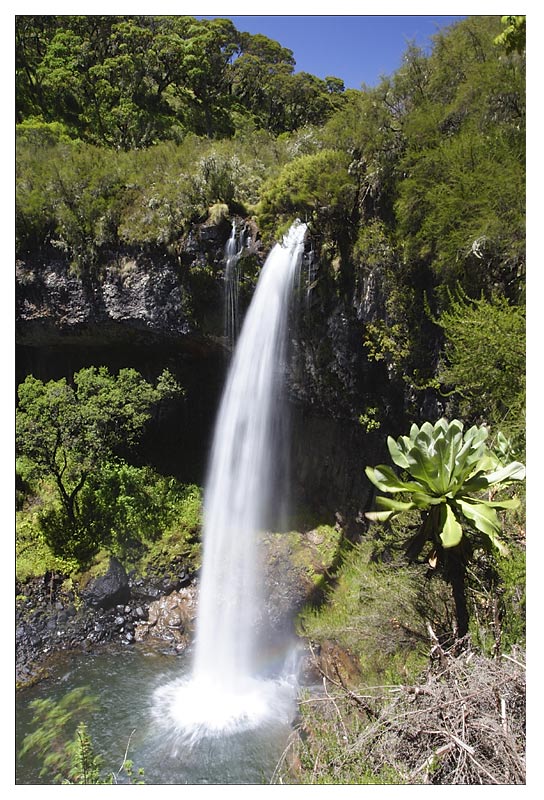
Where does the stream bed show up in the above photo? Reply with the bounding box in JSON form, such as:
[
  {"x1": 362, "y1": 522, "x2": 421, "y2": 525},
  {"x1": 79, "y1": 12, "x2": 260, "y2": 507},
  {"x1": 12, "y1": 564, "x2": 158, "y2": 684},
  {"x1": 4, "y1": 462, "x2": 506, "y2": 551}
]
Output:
[{"x1": 16, "y1": 644, "x2": 299, "y2": 785}]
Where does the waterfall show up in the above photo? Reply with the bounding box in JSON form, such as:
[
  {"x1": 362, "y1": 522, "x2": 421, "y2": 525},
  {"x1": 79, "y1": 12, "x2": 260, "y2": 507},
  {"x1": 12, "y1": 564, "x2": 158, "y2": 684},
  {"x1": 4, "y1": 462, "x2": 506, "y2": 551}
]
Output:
[
  {"x1": 195, "y1": 220, "x2": 306, "y2": 684},
  {"x1": 224, "y1": 221, "x2": 243, "y2": 349},
  {"x1": 154, "y1": 221, "x2": 307, "y2": 742}
]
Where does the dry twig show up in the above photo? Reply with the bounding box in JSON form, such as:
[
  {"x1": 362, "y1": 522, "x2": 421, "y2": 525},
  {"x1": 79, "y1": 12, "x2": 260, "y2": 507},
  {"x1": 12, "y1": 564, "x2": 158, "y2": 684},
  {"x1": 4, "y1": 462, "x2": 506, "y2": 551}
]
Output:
[{"x1": 280, "y1": 646, "x2": 526, "y2": 785}]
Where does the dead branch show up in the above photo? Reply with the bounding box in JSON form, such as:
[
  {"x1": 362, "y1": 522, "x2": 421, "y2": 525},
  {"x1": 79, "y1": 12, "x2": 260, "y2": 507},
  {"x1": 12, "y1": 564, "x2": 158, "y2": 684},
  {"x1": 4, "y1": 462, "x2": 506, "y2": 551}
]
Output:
[{"x1": 280, "y1": 647, "x2": 526, "y2": 785}]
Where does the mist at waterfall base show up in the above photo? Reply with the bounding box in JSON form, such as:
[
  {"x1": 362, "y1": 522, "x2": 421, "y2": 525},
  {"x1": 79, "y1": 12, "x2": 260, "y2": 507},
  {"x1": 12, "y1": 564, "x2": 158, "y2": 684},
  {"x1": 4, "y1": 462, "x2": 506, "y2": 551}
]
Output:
[{"x1": 152, "y1": 223, "x2": 308, "y2": 758}]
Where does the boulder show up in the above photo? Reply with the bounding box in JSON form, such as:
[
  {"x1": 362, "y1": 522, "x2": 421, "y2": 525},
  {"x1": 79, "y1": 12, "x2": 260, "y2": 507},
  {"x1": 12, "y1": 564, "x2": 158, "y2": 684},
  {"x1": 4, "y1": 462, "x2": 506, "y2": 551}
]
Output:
[{"x1": 83, "y1": 557, "x2": 130, "y2": 610}]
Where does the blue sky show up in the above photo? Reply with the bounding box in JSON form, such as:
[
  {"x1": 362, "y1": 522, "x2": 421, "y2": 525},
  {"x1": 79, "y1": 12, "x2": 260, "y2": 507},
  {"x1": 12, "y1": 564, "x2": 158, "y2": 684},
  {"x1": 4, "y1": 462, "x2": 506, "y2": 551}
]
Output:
[{"x1": 200, "y1": 15, "x2": 467, "y2": 89}]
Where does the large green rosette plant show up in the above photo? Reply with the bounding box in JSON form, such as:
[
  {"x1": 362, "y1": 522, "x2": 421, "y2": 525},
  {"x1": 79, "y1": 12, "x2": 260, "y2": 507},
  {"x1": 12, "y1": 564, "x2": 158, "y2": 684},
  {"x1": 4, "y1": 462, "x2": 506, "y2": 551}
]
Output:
[{"x1": 365, "y1": 418, "x2": 525, "y2": 639}]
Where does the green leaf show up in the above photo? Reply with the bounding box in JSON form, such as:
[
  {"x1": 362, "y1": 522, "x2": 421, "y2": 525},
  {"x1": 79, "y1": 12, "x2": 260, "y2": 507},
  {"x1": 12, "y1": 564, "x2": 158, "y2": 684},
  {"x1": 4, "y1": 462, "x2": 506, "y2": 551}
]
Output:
[
  {"x1": 364, "y1": 464, "x2": 422, "y2": 494},
  {"x1": 456, "y1": 498, "x2": 510, "y2": 554},
  {"x1": 411, "y1": 491, "x2": 446, "y2": 508},
  {"x1": 405, "y1": 446, "x2": 441, "y2": 493},
  {"x1": 386, "y1": 437, "x2": 412, "y2": 470},
  {"x1": 365, "y1": 509, "x2": 397, "y2": 522},
  {"x1": 461, "y1": 471, "x2": 490, "y2": 492},
  {"x1": 484, "y1": 497, "x2": 520, "y2": 510},
  {"x1": 374, "y1": 497, "x2": 418, "y2": 513},
  {"x1": 365, "y1": 496, "x2": 418, "y2": 523},
  {"x1": 484, "y1": 461, "x2": 526, "y2": 485},
  {"x1": 434, "y1": 433, "x2": 453, "y2": 492},
  {"x1": 438, "y1": 502, "x2": 463, "y2": 548},
  {"x1": 455, "y1": 497, "x2": 500, "y2": 536}
]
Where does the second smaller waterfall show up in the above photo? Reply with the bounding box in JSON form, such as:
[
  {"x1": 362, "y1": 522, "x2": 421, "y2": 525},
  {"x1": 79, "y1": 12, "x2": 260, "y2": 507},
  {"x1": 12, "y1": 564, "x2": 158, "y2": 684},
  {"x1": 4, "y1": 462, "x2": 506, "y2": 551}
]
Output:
[{"x1": 224, "y1": 221, "x2": 243, "y2": 349}]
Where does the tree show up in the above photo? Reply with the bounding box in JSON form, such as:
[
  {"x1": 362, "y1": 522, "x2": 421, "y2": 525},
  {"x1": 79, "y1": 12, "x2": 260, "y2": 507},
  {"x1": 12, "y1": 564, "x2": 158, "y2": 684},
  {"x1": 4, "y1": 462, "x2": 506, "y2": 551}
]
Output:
[
  {"x1": 231, "y1": 31, "x2": 296, "y2": 130},
  {"x1": 35, "y1": 16, "x2": 175, "y2": 148},
  {"x1": 281, "y1": 72, "x2": 338, "y2": 131},
  {"x1": 365, "y1": 418, "x2": 525, "y2": 640},
  {"x1": 17, "y1": 15, "x2": 347, "y2": 142},
  {"x1": 322, "y1": 83, "x2": 404, "y2": 223},
  {"x1": 15, "y1": 15, "x2": 61, "y2": 122},
  {"x1": 394, "y1": 16, "x2": 525, "y2": 298},
  {"x1": 178, "y1": 17, "x2": 240, "y2": 137},
  {"x1": 16, "y1": 367, "x2": 182, "y2": 562}
]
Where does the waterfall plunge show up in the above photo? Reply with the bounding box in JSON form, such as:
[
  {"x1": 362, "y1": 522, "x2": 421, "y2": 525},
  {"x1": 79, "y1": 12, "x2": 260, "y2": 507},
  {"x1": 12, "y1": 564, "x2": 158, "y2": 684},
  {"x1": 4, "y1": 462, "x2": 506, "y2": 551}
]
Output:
[{"x1": 154, "y1": 222, "x2": 307, "y2": 742}]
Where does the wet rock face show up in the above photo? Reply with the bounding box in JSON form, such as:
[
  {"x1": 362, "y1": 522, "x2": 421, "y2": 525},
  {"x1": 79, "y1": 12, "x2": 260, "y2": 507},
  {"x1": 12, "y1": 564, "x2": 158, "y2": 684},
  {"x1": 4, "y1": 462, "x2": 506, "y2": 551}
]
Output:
[
  {"x1": 16, "y1": 256, "x2": 195, "y2": 348},
  {"x1": 15, "y1": 217, "x2": 247, "y2": 354}
]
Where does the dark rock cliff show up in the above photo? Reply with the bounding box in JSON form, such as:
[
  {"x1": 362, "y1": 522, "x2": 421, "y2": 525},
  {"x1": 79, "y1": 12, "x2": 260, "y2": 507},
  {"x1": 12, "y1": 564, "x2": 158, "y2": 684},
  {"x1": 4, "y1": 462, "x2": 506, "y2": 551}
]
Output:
[
  {"x1": 16, "y1": 218, "x2": 394, "y2": 522},
  {"x1": 16, "y1": 218, "x2": 245, "y2": 483}
]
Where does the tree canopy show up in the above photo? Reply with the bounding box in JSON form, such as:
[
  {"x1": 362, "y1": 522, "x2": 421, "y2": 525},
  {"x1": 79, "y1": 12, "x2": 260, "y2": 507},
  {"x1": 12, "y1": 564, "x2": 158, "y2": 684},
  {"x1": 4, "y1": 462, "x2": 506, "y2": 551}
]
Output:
[
  {"x1": 16, "y1": 15, "x2": 346, "y2": 147},
  {"x1": 16, "y1": 367, "x2": 182, "y2": 562}
]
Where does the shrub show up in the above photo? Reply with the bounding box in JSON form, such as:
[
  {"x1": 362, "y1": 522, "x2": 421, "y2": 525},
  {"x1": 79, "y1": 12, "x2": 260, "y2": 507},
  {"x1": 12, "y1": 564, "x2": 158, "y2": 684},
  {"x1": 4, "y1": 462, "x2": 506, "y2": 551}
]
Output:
[
  {"x1": 435, "y1": 289, "x2": 525, "y2": 445},
  {"x1": 257, "y1": 149, "x2": 356, "y2": 241}
]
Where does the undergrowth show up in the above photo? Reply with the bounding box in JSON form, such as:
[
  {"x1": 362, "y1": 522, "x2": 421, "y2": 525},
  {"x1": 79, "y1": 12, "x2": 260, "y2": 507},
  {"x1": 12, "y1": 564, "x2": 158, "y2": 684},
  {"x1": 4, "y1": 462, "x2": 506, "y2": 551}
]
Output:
[
  {"x1": 274, "y1": 645, "x2": 526, "y2": 785},
  {"x1": 297, "y1": 538, "x2": 448, "y2": 686},
  {"x1": 16, "y1": 467, "x2": 203, "y2": 586}
]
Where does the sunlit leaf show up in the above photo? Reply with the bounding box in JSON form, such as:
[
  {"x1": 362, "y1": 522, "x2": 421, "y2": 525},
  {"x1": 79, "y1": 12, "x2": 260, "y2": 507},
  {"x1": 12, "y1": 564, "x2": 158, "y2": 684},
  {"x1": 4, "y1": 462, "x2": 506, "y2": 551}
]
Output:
[
  {"x1": 485, "y1": 461, "x2": 526, "y2": 484},
  {"x1": 386, "y1": 437, "x2": 412, "y2": 469},
  {"x1": 364, "y1": 464, "x2": 422, "y2": 494},
  {"x1": 438, "y1": 502, "x2": 463, "y2": 548}
]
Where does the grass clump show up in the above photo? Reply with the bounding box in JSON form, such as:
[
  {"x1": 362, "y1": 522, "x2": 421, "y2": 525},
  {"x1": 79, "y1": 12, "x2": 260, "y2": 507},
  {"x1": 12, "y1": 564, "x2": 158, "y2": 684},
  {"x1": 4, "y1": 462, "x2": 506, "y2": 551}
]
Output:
[{"x1": 297, "y1": 538, "x2": 439, "y2": 686}]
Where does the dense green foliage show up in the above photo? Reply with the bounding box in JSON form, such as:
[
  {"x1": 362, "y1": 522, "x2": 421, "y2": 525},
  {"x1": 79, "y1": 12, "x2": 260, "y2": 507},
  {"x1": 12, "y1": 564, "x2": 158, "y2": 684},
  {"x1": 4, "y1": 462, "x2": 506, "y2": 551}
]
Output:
[
  {"x1": 16, "y1": 15, "x2": 345, "y2": 146},
  {"x1": 16, "y1": 367, "x2": 182, "y2": 564},
  {"x1": 257, "y1": 148, "x2": 357, "y2": 242},
  {"x1": 434, "y1": 290, "x2": 526, "y2": 444},
  {"x1": 15, "y1": 124, "x2": 297, "y2": 268},
  {"x1": 16, "y1": 468, "x2": 203, "y2": 583},
  {"x1": 494, "y1": 15, "x2": 526, "y2": 54},
  {"x1": 365, "y1": 419, "x2": 525, "y2": 637}
]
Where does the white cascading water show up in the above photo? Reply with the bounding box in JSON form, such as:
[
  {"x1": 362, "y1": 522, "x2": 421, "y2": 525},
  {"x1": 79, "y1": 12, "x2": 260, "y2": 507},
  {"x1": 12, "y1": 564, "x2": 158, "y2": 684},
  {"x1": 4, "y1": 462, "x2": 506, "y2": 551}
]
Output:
[
  {"x1": 224, "y1": 221, "x2": 243, "y2": 349},
  {"x1": 154, "y1": 221, "x2": 307, "y2": 743}
]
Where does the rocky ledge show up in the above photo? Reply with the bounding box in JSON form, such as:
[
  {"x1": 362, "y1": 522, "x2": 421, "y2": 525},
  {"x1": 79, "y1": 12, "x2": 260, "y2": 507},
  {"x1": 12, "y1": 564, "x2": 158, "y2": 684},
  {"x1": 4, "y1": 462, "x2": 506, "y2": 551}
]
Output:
[
  {"x1": 15, "y1": 533, "x2": 320, "y2": 688},
  {"x1": 15, "y1": 557, "x2": 196, "y2": 687},
  {"x1": 15, "y1": 216, "x2": 263, "y2": 355}
]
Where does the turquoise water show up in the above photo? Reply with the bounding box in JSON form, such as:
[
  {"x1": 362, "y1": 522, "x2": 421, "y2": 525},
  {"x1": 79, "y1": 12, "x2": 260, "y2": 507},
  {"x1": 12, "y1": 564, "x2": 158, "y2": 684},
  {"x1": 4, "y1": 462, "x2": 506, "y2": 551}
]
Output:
[{"x1": 16, "y1": 645, "x2": 297, "y2": 785}]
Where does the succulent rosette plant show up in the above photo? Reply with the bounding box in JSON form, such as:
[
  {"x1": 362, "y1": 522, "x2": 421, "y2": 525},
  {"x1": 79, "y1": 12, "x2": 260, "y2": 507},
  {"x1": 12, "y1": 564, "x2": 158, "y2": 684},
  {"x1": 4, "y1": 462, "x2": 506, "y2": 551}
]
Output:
[{"x1": 365, "y1": 418, "x2": 525, "y2": 638}]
